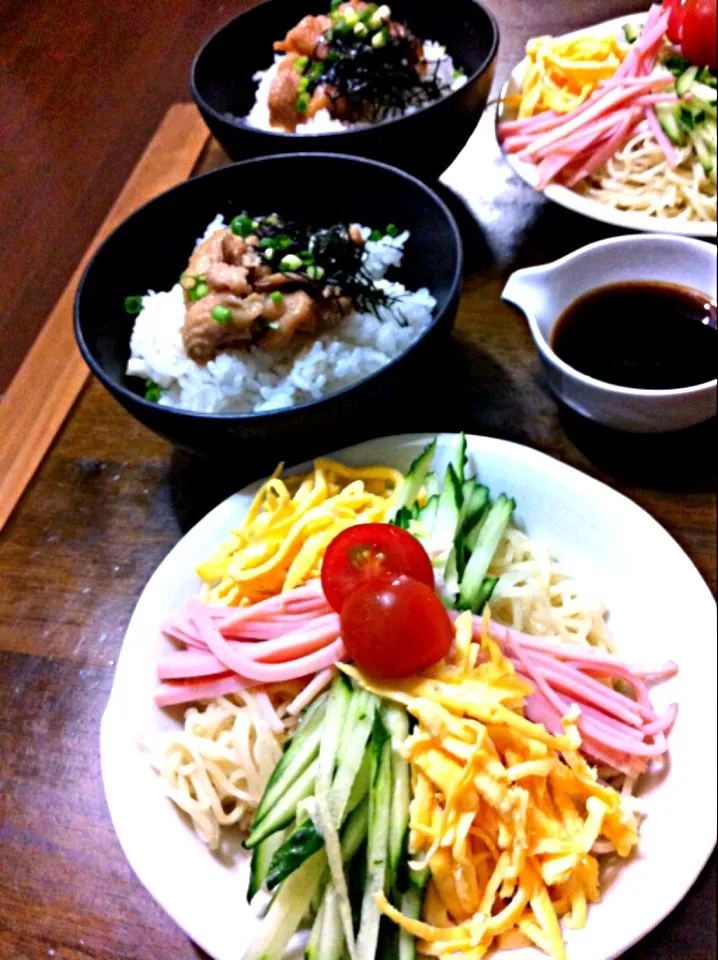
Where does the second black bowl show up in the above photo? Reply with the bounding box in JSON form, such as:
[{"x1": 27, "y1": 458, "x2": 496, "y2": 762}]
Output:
[
  {"x1": 74, "y1": 153, "x2": 463, "y2": 462},
  {"x1": 191, "y1": 0, "x2": 499, "y2": 181}
]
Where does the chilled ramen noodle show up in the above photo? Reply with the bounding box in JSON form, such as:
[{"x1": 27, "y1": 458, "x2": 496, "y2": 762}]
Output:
[
  {"x1": 581, "y1": 128, "x2": 717, "y2": 222},
  {"x1": 141, "y1": 688, "x2": 299, "y2": 850},
  {"x1": 488, "y1": 526, "x2": 615, "y2": 651}
]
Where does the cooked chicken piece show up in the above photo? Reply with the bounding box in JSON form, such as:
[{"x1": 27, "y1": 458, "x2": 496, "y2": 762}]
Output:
[
  {"x1": 185, "y1": 230, "x2": 225, "y2": 283},
  {"x1": 183, "y1": 292, "x2": 265, "y2": 363},
  {"x1": 253, "y1": 271, "x2": 306, "y2": 292},
  {"x1": 205, "y1": 262, "x2": 251, "y2": 296},
  {"x1": 268, "y1": 58, "x2": 304, "y2": 132},
  {"x1": 221, "y1": 231, "x2": 247, "y2": 264},
  {"x1": 349, "y1": 224, "x2": 365, "y2": 246},
  {"x1": 258, "y1": 290, "x2": 318, "y2": 350},
  {"x1": 307, "y1": 85, "x2": 333, "y2": 119},
  {"x1": 274, "y1": 14, "x2": 332, "y2": 57}
]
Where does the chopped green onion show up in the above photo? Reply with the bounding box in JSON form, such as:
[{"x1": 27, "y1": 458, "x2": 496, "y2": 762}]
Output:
[
  {"x1": 307, "y1": 60, "x2": 325, "y2": 82},
  {"x1": 296, "y1": 91, "x2": 311, "y2": 113},
  {"x1": 353, "y1": 21, "x2": 368, "y2": 37},
  {"x1": 264, "y1": 246, "x2": 275, "y2": 260},
  {"x1": 190, "y1": 282, "x2": 209, "y2": 301},
  {"x1": 230, "y1": 213, "x2": 253, "y2": 237},
  {"x1": 371, "y1": 26, "x2": 389, "y2": 48},
  {"x1": 251, "y1": 220, "x2": 259, "y2": 229},
  {"x1": 124, "y1": 295, "x2": 143, "y2": 315},
  {"x1": 259, "y1": 237, "x2": 275, "y2": 249},
  {"x1": 369, "y1": 229, "x2": 383, "y2": 242},
  {"x1": 264, "y1": 213, "x2": 279, "y2": 225},
  {"x1": 211, "y1": 305, "x2": 232, "y2": 324},
  {"x1": 343, "y1": 8, "x2": 359, "y2": 27},
  {"x1": 306, "y1": 264, "x2": 325, "y2": 280},
  {"x1": 333, "y1": 18, "x2": 351, "y2": 36},
  {"x1": 277, "y1": 233, "x2": 293, "y2": 249},
  {"x1": 361, "y1": 3, "x2": 378, "y2": 22},
  {"x1": 452, "y1": 67, "x2": 465, "y2": 79},
  {"x1": 385, "y1": 223, "x2": 399, "y2": 237},
  {"x1": 144, "y1": 379, "x2": 161, "y2": 402},
  {"x1": 279, "y1": 253, "x2": 303, "y2": 271},
  {"x1": 330, "y1": 0, "x2": 342, "y2": 9},
  {"x1": 369, "y1": 4, "x2": 390, "y2": 29},
  {"x1": 298, "y1": 76, "x2": 310, "y2": 93},
  {"x1": 180, "y1": 274, "x2": 197, "y2": 291},
  {"x1": 299, "y1": 249, "x2": 315, "y2": 263},
  {"x1": 293, "y1": 55, "x2": 309, "y2": 74},
  {"x1": 271, "y1": 290, "x2": 284, "y2": 304}
]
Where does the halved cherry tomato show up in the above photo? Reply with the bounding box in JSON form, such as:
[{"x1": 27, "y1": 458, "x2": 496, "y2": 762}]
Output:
[
  {"x1": 682, "y1": 0, "x2": 717, "y2": 68},
  {"x1": 339, "y1": 575, "x2": 454, "y2": 678},
  {"x1": 663, "y1": 0, "x2": 686, "y2": 44},
  {"x1": 321, "y1": 523, "x2": 434, "y2": 613}
]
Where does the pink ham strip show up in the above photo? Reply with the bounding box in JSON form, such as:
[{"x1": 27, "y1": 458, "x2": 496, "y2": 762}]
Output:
[
  {"x1": 537, "y1": 150, "x2": 578, "y2": 190},
  {"x1": 255, "y1": 690, "x2": 286, "y2": 734},
  {"x1": 286, "y1": 667, "x2": 336, "y2": 715},
  {"x1": 155, "y1": 672, "x2": 252, "y2": 708},
  {"x1": 190, "y1": 600, "x2": 346, "y2": 683},
  {"x1": 158, "y1": 648, "x2": 228, "y2": 680}
]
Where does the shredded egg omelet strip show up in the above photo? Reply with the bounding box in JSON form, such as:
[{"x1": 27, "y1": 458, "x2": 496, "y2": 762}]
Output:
[
  {"x1": 509, "y1": 34, "x2": 628, "y2": 118},
  {"x1": 197, "y1": 459, "x2": 404, "y2": 606},
  {"x1": 342, "y1": 613, "x2": 639, "y2": 960}
]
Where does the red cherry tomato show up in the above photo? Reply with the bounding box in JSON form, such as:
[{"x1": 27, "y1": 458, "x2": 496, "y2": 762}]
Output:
[
  {"x1": 682, "y1": 0, "x2": 717, "y2": 67},
  {"x1": 663, "y1": 0, "x2": 685, "y2": 43},
  {"x1": 340, "y1": 575, "x2": 454, "y2": 678},
  {"x1": 321, "y1": 523, "x2": 434, "y2": 613}
]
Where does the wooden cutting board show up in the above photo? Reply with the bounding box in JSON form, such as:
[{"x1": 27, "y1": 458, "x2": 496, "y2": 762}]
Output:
[{"x1": 0, "y1": 104, "x2": 210, "y2": 533}]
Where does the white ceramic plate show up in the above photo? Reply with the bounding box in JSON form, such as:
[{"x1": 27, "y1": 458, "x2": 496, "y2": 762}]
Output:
[
  {"x1": 101, "y1": 433, "x2": 717, "y2": 960},
  {"x1": 497, "y1": 12, "x2": 718, "y2": 238}
]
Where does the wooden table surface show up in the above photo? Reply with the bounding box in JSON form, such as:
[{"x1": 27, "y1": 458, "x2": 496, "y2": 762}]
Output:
[{"x1": 1, "y1": 1, "x2": 715, "y2": 958}]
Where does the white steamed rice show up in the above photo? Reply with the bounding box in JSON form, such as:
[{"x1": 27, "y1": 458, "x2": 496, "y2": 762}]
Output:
[
  {"x1": 126, "y1": 217, "x2": 436, "y2": 414},
  {"x1": 245, "y1": 41, "x2": 467, "y2": 134}
]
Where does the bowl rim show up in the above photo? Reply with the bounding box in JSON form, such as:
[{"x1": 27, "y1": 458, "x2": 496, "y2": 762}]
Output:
[
  {"x1": 74, "y1": 151, "x2": 464, "y2": 422},
  {"x1": 503, "y1": 234, "x2": 718, "y2": 400},
  {"x1": 189, "y1": 0, "x2": 500, "y2": 140}
]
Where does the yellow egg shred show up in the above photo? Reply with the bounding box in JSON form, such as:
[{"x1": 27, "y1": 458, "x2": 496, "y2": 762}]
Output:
[
  {"x1": 507, "y1": 33, "x2": 628, "y2": 119},
  {"x1": 342, "y1": 612, "x2": 639, "y2": 960},
  {"x1": 197, "y1": 458, "x2": 404, "y2": 607}
]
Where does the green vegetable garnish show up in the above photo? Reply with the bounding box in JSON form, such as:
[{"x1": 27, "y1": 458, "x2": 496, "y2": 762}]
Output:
[
  {"x1": 306, "y1": 264, "x2": 325, "y2": 280},
  {"x1": 293, "y1": 55, "x2": 309, "y2": 74},
  {"x1": 369, "y1": 229, "x2": 382, "y2": 242},
  {"x1": 144, "y1": 379, "x2": 161, "y2": 402},
  {"x1": 211, "y1": 305, "x2": 232, "y2": 325},
  {"x1": 385, "y1": 223, "x2": 399, "y2": 237},
  {"x1": 279, "y1": 253, "x2": 303, "y2": 271},
  {"x1": 296, "y1": 91, "x2": 311, "y2": 113},
  {"x1": 189, "y1": 281, "x2": 209, "y2": 301},
  {"x1": 124, "y1": 295, "x2": 143, "y2": 315},
  {"x1": 259, "y1": 237, "x2": 275, "y2": 249},
  {"x1": 230, "y1": 213, "x2": 254, "y2": 237},
  {"x1": 271, "y1": 290, "x2": 284, "y2": 304}
]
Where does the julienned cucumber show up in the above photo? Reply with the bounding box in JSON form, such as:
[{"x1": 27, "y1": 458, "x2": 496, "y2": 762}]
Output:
[
  {"x1": 392, "y1": 439, "x2": 437, "y2": 517},
  {"x1": 380, "y1": 702, "x2": 411, "y2": 897},
  {"x1": 250, "y1": 692, "x2": 327, "y2": 831},
  {"x1": 244, "y1": 798, "x2": 369, "y2": 960},
  {"x1": 248, "y1": 826, "x2": 290, "y2": 900},
  {"x1": 265, "y1": 733, "x2": 373, "y2": 890},
  {"x1": 355, "y1": 716, "x2": 393, "y2": 960},
  {"x1": 398, "y1": 884, "x2": 427, "y2": 960},
  {"x1": 245, "y1": 759, "x2": 318, "y2": 849},
  {"x1": 458, "y1": 494, "x2": 515, "y2": 613},
  {"x1": 306, "y1": 884, "x2": 344, "y2": 960}
]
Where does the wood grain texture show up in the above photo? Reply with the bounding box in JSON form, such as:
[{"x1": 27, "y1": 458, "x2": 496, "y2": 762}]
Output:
[
  {"x1": 0, "y1": 0, "x2": 715, "y2": 958},
  {"x1": 0, "y1": 104, "x2": 209, "y2": 534}
]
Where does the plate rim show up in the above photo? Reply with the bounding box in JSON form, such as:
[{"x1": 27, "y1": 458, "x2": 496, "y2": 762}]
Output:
[
  {"x1": 100, "y1": 431, "x2": 718, "y2": 960},
  {"x1": 495, "y1": 12, "x2": 718, "y2": 239}
]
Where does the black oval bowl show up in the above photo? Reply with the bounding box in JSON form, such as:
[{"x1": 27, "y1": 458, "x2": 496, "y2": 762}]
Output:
[
  {"x1": 190, "y1": 0, "x2": 499, "y2": 181},
  {"x1": 74, "y1": 153, "x2": 463, "y2": 461}
]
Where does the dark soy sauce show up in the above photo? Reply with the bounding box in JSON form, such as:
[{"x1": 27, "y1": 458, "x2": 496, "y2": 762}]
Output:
[{"x1": 551, "y1": 281, "x2": 717, "y2": 390}]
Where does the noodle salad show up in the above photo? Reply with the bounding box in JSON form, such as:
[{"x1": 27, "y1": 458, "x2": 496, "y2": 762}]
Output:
[
  {"x1": 498, "y1": 1, "x2": 717, "y2": 223},
  {"x1": 142, "y1": 437, "x2": 678, "y2": 960}
]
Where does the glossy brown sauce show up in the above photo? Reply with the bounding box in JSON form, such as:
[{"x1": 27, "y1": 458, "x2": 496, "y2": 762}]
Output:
[{"x1": 551, "y1": 281, "x2": 717, "y2": 390}]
